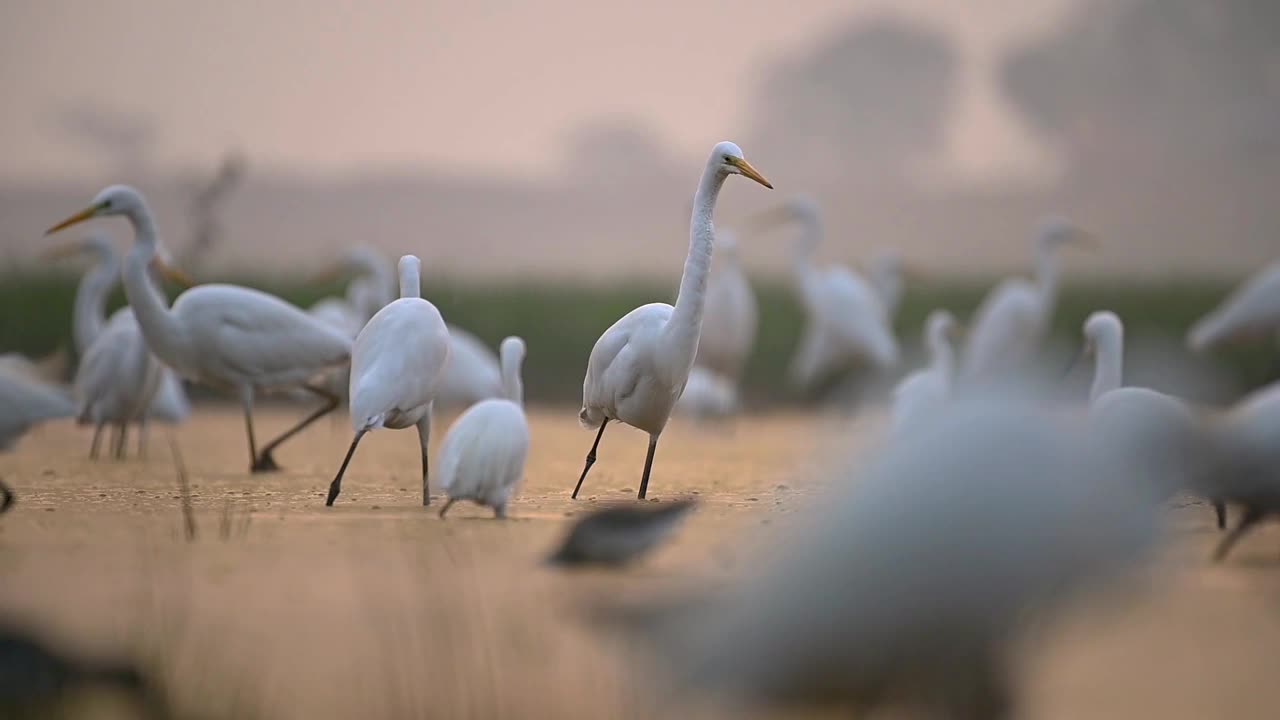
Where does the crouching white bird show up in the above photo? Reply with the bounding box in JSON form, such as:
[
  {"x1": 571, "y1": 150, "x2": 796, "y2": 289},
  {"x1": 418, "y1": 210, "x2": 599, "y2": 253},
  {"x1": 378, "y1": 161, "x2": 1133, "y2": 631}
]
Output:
[
  {"x1": 437, "y1": 336, "x2": 530, "y2": 518},
  {"x1": 891, "y1": 310, "x2": 960, "y2": 434},
  {"x1": 573, "y1": 141, "x2": 772, "y2": 500},
  {"x1": 326, "y1": 255, "x2": 449, "y2": 507}
]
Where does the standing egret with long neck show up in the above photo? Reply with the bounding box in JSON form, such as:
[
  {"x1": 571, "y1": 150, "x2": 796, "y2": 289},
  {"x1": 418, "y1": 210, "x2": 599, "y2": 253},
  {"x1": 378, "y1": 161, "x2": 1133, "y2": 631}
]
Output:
[
  {"x1": 437, "y1": 336, "x2": 530, "y2": 518},
  {"x1": 573, "y1": 141, "x2": 772, "y2": 500},
  {"x1": 326, "y1": 255, "x2": 449, "y2": 506},
  {"x1": 961, "y1": 217, "x2": 1094, "y2": 380},
  {"x1": 890, "y1": 310, "x2": 960, "y2": 434},
  {"x1": 46, "y1": 186, "x2": 352, "y2": 473}
]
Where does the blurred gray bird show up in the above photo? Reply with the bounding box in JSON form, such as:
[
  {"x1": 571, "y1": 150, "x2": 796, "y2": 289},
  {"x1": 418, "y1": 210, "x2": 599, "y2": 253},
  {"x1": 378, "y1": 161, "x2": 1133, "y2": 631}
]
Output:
[
  {"x1": 0, "y1": 622, "x2": 163, "y2": 718},
  {"x1": 1203, "y1": 381, "x2": 1280, "y2": 561},
  {"x1": 594, "y1": 387, "x2": 1158, "y2": 719},
  {"x1": 0, "y1": 478, "x2": 12, "y2": 514},
  {"x1": 546, "y1": 499, "x2": 696, "y2": 567}
]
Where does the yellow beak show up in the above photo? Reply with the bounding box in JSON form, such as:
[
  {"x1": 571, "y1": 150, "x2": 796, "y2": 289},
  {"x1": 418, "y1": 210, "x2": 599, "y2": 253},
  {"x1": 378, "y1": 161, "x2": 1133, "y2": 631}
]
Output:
[
  {"x1": 45, "y1": 205, "x2": 100, "y2": 235},
  {"x1": 725, "y1": 156, "x2": 773, "y2": 189},
  {"x1": 151, "y1": 256, "x2": 196, "y2": 290}
]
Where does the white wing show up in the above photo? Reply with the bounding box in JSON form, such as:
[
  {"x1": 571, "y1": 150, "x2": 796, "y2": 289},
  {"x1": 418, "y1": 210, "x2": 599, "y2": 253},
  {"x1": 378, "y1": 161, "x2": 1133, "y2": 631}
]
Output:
[
  {"x1": 697, "y1": 264, "x2": 757, "y2": 380},
  {"x1": 173, "y1": 284, "x2": 352, "y2": 390},
  {"x1": 349, "y1": 298, "x2": 450, "y2": 430},
  {"x1": 0, "y1": 367, "x2": 75, "y2": 449},
  {"x1": 434, "y1": 326, "x2": 503, "y2": 409},
  {"x1": 74, "y1": 313, "x2": 155, "y2": 424},
  {"x1": 961, "y1": 279, "x2": 1044, "y2": 379},
  {"x1": 437, "y1": 399, "x2": 529, "y2": 509},
  {"x1": 580, "y1": 303, "x2": 673, "y2": 432}
]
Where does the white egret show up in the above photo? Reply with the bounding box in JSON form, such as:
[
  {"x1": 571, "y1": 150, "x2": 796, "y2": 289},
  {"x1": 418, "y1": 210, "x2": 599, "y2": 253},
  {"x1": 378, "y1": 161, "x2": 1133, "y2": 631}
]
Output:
[
  {"x1": 961, "y1": 216, "x2": 1094, "y2": 380},
  {"x1": 691, "y1": 230, "x2": 757, "y2": 383},
  {"x1": 573, "y1": 141, "x2": 772, "y2": 500},
  {"x1": 868, "y1": 249, "x2": 909, "y2": 319},
  {"x1": 1078, "y1": 311, "x2": 1218, "y2": 517},
  {"x1": 0, "y1": 366, "x2": 76, "y2": 451},
  {"x1": 754, "y1": 196, "x2": 898, "y2": 392},
  {"x1": 326, "y1": 255, "x2": 449, "y2": 506},
  {"x1": 435, "y1": 327, "x2": 504, "y2": 409},
  {"x1": 890, "y1": 310, "x2": 959, "y2": 434},
  {"x1": 673, "y1": 366, "x2": 739, "y2": 419},
  {"x1": 1187, "y1": 260, "x2": 1280, "y2": 352},
  {"x1": 47, "y1": 235, "x2": 190, "y2": 458},
  {"x1": 437, "y1": 336, "x2": 529, "y2": 518},
  {"x1": 1204, "y1": 381, "x2": 1280, "y2": 561},
  {"x1": 47, "y1": 186, "x2": 352, "y2": 473}
]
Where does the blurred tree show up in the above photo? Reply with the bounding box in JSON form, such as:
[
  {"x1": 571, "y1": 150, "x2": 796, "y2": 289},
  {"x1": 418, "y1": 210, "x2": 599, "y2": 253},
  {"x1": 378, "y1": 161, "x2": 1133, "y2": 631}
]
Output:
[
  {"x1": 748, "y1": 17, "x2": 958, "y2": 184},
  {"x1": 562, "y1": 117, "x2": 675, "y2": 184}
]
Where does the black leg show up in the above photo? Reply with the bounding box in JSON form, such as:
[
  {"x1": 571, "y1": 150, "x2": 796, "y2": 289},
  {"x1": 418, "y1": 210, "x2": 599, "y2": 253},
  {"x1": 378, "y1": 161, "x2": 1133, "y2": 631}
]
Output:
[
  {"x1": 0, "y1": 478, "x2": 13, "y2": 514},
  {"x1": 417, "y1": 412, "x2": 433, "y2": 507},
  {"x1": 1213, "y1": 506, "x2": 1267, "y2": 562},
  {"x1": 1213, "y1": 500, "x2": 1227, "y2": 531},
  {"x1": 113, "y1": 423, "x2": 128, "y2": 460},
  {"x1": 89, "y1": 423, "x2": 104, "y2": 460},
  {"x1": 438, "y1": 497, "x2": 457, "y2": 519},
  {"x1": 137, "y1": 420, "x2": 148, "y2": 459},
  {"x1": 326, "y1": 430, "x2": 367, "y2": 506},
  {"x1": 242, "y1": 391, "x2": 261, "y2": 472},
  {"x1": 256, "y1": 385, "x2": 340, "y2": 473},
  {"x1": 572, "y1": 418, "x2": 609, "y2": 499},
  {"x1": 637, "y1": 435, "x2": 659, "y2": 500}
]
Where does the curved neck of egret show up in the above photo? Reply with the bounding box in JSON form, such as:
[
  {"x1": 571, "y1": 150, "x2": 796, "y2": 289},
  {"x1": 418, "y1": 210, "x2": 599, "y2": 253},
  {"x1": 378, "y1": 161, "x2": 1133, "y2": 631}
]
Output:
[
  {"x1": 665, "y1": 157, "x2": 729, "y2": 363},
  {"x1": 1089, "y1": 325, "x2": 1124, "y2": 403},
  {"x1": 927, "y1": 322, "x2": 955, "y2": 380},
  {"x1": 73, "y1": 247, "x2": 119, "y2": 355},
  {"x1": 397, "y1": 255, "x2": 421, "y2": 299},
  {"x1": 500, "y1": 339, "x2": 525, "y2": 406},
  {"x1": 121, "y1": 201, "x2": 190, "y2": 373}
]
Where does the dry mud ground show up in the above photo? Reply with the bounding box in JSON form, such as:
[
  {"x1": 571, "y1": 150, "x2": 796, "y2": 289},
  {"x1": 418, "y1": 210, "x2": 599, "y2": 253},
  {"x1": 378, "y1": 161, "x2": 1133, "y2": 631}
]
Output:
[{"x1": 2, "y1": 407, "x2": 1280, "y2": 719}]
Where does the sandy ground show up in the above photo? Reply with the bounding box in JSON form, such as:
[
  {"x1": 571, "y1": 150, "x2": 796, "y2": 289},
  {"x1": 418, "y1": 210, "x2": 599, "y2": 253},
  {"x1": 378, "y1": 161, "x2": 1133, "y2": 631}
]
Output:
[{"x1": 2, "y1": 406, "x2": 1280, "y2": 719}]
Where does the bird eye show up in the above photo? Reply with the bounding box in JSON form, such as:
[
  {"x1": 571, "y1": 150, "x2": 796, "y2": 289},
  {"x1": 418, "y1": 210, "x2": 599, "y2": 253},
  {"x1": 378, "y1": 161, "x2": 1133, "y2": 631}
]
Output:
[{"x1": 100, "y1": 200, "x2": 112, "y2": 210}]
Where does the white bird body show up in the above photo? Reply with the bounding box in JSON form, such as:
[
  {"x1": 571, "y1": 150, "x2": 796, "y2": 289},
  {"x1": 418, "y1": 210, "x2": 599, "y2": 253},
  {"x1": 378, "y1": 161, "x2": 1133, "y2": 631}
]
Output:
[
  {"x1": 674, "y1": 366, "x2": 739, "y2": 419},
  {"x1": 693, "y1": 231, "x2": 757, "y2": 383},
  {"x1": 962, "y1": 217, "x2": 1090, "y2": 380},
  {"x1": 775, "y1": 199, "x2": 898, "y2": 389},
  {"x1": 438, "y1": 336, "x2": 530, "y2": 517},
  {"x1": 0, "y1": 367, "x2": 76, "y2": 450},
  {"x1": 891, "y1": 310, "x2": 957, "y2": 434},
  {"x1": 436, "y1": 327, "x2": 504, "y2": 409},
  {"x1": 327, "y1": 255, "x2": 450, "y2": 506},
  {"x1": 1187, "y1": 260, "x2": 1280, "y2": 351},
  {"x1": 1199, "y1": 381, "x2": 1280, "y2": 559},
  {"x1": 47, "y1": 185, "x2": 352, "y2": 472},
  {"x1": 575, "y1": 141, "x2": 772, "y2": 500}
]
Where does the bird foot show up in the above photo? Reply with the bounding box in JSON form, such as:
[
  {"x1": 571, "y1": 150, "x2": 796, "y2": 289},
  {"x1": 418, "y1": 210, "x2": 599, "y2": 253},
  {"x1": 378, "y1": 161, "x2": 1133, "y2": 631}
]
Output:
[{"x1": 251, "y1": 453, "x2": 282, "y2": 473}]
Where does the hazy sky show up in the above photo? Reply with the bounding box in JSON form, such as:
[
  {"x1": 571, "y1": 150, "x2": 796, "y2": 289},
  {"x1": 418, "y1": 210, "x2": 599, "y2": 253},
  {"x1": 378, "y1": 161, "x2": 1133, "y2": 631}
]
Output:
[{"x1": 2, "y1": 0, "x2": 1077, "y2": 182}]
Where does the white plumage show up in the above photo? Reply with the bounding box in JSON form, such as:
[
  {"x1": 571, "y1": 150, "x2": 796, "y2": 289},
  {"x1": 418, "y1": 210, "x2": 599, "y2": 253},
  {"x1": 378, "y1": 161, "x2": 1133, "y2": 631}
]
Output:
[
  {"x1": 435, "y1": 326, "x2": 504, "y2": 409},
  {"x1": 438, "y1": 336, "x2": 530, "y2": 518},
  {"x1": 0, "y1": 366, "x2": 76, "y2": 451},
  {"x1": 961, "y1": 216, "x2": 1092, "y2": 380},
  {"x1": 326, "y1": 254, "x2": 450, "y2": 507},
  {"x1": 574, "y1": 141, "x2": 772, "y2": 500},
  {"x1": 692, "y1": 230, "x2": 757, "y2": 384},
  {"x1": 47, "y1": 185, "x2": 352, "y2": 472},
  {"x1": 673, "y1": 366, "x2": 739, "y2": 420},
  {"x1": 890, "y1": 310, "x2": 958, "y2": 435},
  {"x1": 1187, "y1": 260, "x2": 1280, "y2": 352}
]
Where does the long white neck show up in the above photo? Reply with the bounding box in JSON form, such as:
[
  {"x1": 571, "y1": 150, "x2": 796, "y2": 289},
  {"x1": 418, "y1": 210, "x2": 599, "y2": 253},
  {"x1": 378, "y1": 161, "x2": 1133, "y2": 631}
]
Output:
[
  {"x1": 500, "y1": 342, "x2": 525, "y2": 406},
  {"x1": 927, "y1": 326, "x2": 955, "y2": 381},
  {"x1": 398, "y1": 257, "x2": 421, "y2": 299},
  {"x1": 1033, "y1": 240, "x2": 1061, "y2": 318},
  {"x1": 120, "y1": 203, "x2": 190, "y2": 372},
  {"x1": 664, "y1": 161, "x2": 728, "y2": 366},
  {"x1": 1090, "y1": 330, "x2": 1123, "y2": 403},
  {"x1": 73, "y1": 250, "x2": 118, "y2": 355}
]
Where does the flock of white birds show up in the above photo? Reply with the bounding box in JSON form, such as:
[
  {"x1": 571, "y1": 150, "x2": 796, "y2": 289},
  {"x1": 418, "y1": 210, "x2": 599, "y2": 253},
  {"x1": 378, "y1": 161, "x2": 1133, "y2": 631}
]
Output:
[{"x1": 2, "y1": 139, "x2": 1280, "y2": 539}]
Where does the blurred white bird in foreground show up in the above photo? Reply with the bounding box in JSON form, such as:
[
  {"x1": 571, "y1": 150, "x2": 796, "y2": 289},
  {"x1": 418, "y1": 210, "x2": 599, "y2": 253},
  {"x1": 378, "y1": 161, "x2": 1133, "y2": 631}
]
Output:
[
  {"x1": 573, "y1": 141, "x2": 772, "y2": 501},
  {"x1": 1077, "y1": 311, "x2": 1219, "y2": 521},
  {"x1": 547, "y1": 499, "x2": 697, "y2": 567},
  {"x1": 327, "y1": 255, "x2": 449, "y2": 506},
  {"x1": 599, "y1": 385, "x2": 1159, "y2": 719},
  {"x1": 962, "y1": 216, "x2": 1094, "y2": 380},
  {"x1": 755, "y1": 196, "x2": 898, "y2": 393},
  {"x1": 1204, "y1": 381, "x2": 1280, "y2": 561},
  {"x1": 47, "y1": 234, "x2": 190, "y2": 458},
  {"x1": 47, "y1": 186, "x2": 352, "y2": 473},
  {"x1": 1187, "y1": 259, "x2": 1280, "y2": 353},
  {"x1": 890, "y1": 309, "x2": 960, "y2": 434},
  {"x1": 438, "y1": 336, "x2": 529, "y2": 518},
  {"x1": 0, "y1": 366, "x2": 76, "y2": 451}
]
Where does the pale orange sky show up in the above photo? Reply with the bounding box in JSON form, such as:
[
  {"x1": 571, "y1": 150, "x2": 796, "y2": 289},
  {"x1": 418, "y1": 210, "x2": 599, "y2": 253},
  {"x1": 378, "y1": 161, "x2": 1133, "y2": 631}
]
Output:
[{"x1": 1, "y1": 0, "x2": 1077, "y2": 182}]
